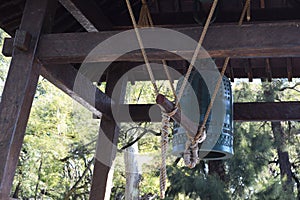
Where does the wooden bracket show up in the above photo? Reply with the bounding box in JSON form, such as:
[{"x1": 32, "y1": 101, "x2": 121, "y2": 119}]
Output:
[
  {"x1": 226, "y1": 59, "x2": 234, "y2": 82},
  {"x1": 265, "y1": 58, "x2": 272, "y2": 82},
  {"x1": 245, "y1": 59, "x2": 253, "y2": 82},
  {"x1": 2, "y1": 38, "x2": 13, "y2": 57},
  {"x1": 13, "y1": 29, "x2": 32, "y2": 51},
  {"x1": 287, "y1": 58, "x2": 293, "y2": 82}
]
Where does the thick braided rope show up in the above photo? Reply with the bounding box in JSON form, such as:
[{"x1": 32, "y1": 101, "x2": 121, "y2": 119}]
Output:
[
  {"x1": 136, "y1": 1, "x2": 177, "y2": 198},
  {"x1": 126, "y1": 0, "x2": 175, "y2": 198},
  {"x1": 160, "y1": 112, "x2": 171, "y2": 199}
]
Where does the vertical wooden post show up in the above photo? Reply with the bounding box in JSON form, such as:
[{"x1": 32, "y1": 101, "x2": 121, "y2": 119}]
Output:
[
  {"x1": 0, "y1": 0, "x2": 51, "y2": 198},
  {"x1": 90, "y1": 66, "x2": 127, "y2": 200}
]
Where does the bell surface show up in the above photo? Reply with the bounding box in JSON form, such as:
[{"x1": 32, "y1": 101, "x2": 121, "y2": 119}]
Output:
[{"x1": 172, "y1": 70, "x2": 233, "y2": 160}]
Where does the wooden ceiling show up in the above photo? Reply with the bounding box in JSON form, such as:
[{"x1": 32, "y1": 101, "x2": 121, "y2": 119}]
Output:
[
  {"x1": 1, "y1": 0, "x2": 300, "y2": 81},
  {"x1": 1, "y1": 0, "x2": 300, "y2": 34}
]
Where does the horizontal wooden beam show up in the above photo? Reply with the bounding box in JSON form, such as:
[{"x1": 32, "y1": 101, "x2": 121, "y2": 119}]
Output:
[
  {"x1": 3, "y1": 22, "x2": 300, "y2": 63},
  {"x1": 117, "y1": 102, "x2": 300, "y2": 122},
  {"x1": 41, "y1": 64, "x2": 113, "y2": 118},
  {"x1": 233, "y1": 102, "x2": 300, "y2": 122}
]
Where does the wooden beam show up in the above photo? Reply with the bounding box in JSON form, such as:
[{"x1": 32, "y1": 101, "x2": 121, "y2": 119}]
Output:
[
  {"x1": 234, "y1": 102, "x2": 300, "y2": 122},
  {"x1": 0, "y1": 0, "x2": 51, "y2": 198},
  {"x1": 228, "y1": 60, "x2": 235, "y2": 82},
  {"x1": 287, "y1": 58, "x2": 293, "y2": 82},
  {"x1": 58, "y1": 0, "x2": 112, "y2": 32},
  {"x1": 245, "y1": 59, "x2": 253, "y2": 82},
  {"x1": 58, "y1": 0, "x2": 97, "y2": 32},
  {"x1": 3, "y1": 22, "x2": 300, "y2": 63},
  {"x1": 116, "y1": 102, "x2": 300, "y2": 122},
  {"x1": 260, "y1": 0, "x2": 265, "y2": 8},
  {"x1": 41, "y1": 64, "x2": 113, "y2": 118},
  {"x1": 90, "y1": 66, "x2": 127, "y2": 200},
  {"x1": 265, "y1": 58, "x2": 272, "y2": 82}
]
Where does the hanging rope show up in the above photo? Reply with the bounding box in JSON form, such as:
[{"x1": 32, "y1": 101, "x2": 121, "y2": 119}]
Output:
[
  {"x1": 137, "y1": 0, "x2": 177, "y2": 101},
  {"x1": 185, "y1": 0, "x2": 251, "y2": 168},
  {"x1": 159, "y1": 112, "x2": 170, "y2": 199},
  {"x1": 192, "y1": 57, "x2": 229, "y2": 144},
  {"x1": 125, "y1": 0, "x2": 251, "y2": 198},
  {"x1": 126, "y1": 0, "x2": 172, "y2": 198},
  {"x1": 173, "y1": 0, "x2": 220, "y2": 168},
  {"x1": 175, "y1": 0, "x2": 219, "y2": 107},
  {"x1": 137, "y1": 0, "x2": 221, "y2": 171},
  {"x1": 125, "y1": 0, "x2": 159, "y2": 95},
  {"x1": 239, "y1": 0, "x2": 251, "y2": 25},
  {"x1": 135, "y1": 1, "x2": 177, "y2": 198},
  {"x1": 125, "y1": 0, "x2": 218, "y2": 197},
  {"x1": 138, "y1": 0, "x2": 154, "y2": 27}
]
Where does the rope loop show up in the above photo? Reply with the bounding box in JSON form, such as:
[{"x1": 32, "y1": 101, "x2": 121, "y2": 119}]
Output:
[
  {"x1": 166, "y1": 106, "x2": 178, "y2": 118},
  {"x1": 194, "y1": 125, "x2": 207, "y2": 144},
  {"x1": 183, "y1": 137, "x2": 200, "y2": 169}
]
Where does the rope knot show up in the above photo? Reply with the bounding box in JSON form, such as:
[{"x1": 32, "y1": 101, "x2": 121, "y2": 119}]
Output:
[
  {"x1": 166, "y1": 106, "x2": 178, "y2": 117},
  {"x1": 194, "y1": 126, "x2": 207, "y2": 144},
  {"x1": 183, "y1": 127, "x2": 207, "y2": 169}
]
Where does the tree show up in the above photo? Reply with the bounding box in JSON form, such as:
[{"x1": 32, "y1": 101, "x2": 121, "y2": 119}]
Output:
[
  {"x1": 165, "y1": 80, "x2": 300, "y2": 200},
  {"x1": 11, "y1": 79, "x2": 100, "y2": 199}
]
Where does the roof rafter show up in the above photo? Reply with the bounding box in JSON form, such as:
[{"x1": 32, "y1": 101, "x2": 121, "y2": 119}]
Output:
[{"x1": 58, "y1": 0, "x2": 112, "y2": 31}]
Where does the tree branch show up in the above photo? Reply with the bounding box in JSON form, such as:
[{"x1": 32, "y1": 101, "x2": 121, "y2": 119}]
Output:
[
  {"x1": 64, "y1": 158, "x2": 94, "y2": 200},
  {"x1": 279, "y1": 82, "x2": 300, "y2": 92},
  {"x1": 119, "y1": 127, "x2": 160, "y2": 151}
]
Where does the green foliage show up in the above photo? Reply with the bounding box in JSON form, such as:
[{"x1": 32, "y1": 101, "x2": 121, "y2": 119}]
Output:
[
  {"x1": 11, "y1": 79, "x2": 99, "y2": 199},
  {"x1": 166, "y1": 162, "x2": 230, "y2": 200},
  {"x1": 255, "y1": 179, "x2": 295, "y2": 200}
]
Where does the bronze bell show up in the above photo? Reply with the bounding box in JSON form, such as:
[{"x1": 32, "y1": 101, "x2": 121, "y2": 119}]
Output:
[{"x1": 172, "y1": 70, "x2": 233, "y2": 160}]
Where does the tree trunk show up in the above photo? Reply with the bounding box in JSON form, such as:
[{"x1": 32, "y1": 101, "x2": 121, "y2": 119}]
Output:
[
  {"x1": 12, "y1": 182, "x2": 21, "y2": 199},
  {"x1": 34, "y1": 156, "x2": 43, "y2": 200},
  {"x1": 271, "y1": 122, "x2": 293, "y2": 190},
  {"x1": 124, "y1": 138, "x2": 140, "y2": 200},
  {"x1": 262, "y1": 80, "x2": 293, "y2": 192},
  {"x1": 208, "y1": 160, "x2": 225, "y2": 181}
]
